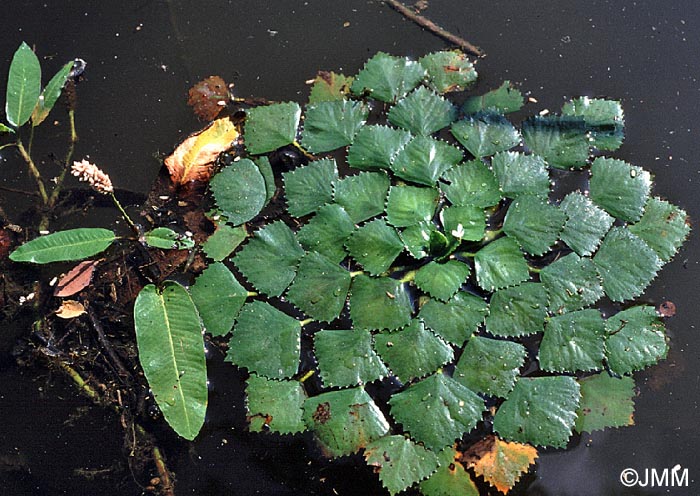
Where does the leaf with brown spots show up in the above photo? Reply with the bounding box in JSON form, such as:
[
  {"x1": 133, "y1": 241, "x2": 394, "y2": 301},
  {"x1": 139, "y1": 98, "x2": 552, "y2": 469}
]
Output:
[
  {"x1": 164, "y1": 117, "x2": 239, "y2": 185},
  {"x1": 459, "y1": 435, "x2": 538, "y2": 494},
  {"x1": 187, "y1": 75, "x2": 230, "y2": 121},
  {"x1": 308, "y1": 71, "x2": 353, "y2": 104},
  {"x1": 54, "y1": 259, "x2": 100, "y2": 297}
]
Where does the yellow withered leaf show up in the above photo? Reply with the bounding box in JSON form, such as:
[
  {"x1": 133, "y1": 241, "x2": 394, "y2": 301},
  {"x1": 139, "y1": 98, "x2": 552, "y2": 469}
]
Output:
[
  {"x1": 165, "y1": 117, "x2": 239, "y2": 185},
  {"x1": 55, "y1": 300, "x2": 86, "y2": 319}
]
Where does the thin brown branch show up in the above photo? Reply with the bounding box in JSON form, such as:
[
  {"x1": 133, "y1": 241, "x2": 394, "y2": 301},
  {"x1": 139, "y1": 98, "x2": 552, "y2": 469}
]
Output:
[
  {"x1": 87, "y1": 307, "x2": 131, "y2": 379},
  {"x1": 383, "y1": 0, "x2": 485, "y2": 57}
]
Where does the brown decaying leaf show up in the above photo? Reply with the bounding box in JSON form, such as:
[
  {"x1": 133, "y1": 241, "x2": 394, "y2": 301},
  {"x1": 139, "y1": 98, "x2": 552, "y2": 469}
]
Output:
[
  {"x1": 54, "y1": 259, "x2": 100, "y2": 297},
  {"x1": 187, "y1": 75, "x2": 230, "y2": 121},
  {"x1": 164, "y1": 117, "x2": 240, "y2": 185},
  {"x1": 56, "y1": 300, "x2": 86, "y2": 319},
  {"x1": 459, "y1": 435, "x2": 538, "y2": 494}
]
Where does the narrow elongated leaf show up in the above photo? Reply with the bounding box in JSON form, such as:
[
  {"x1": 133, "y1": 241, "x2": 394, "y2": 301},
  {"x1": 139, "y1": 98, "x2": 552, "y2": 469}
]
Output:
[
  {"x1": 493, "y1": 376, "x2": 580, "y2": 448},
  {"x1": 451, "y1": 113, "x2": 520, "y2": 158},
  {"x1": 301, "y1": 99, "x2": 368, "y2": 152},
  {"x1": 462, "y1": 436, "x2": 538, "y2": 494},
  {"x1": 308, "y1": 71, "x2": 353, "y2": 103},
  {"x1": 439, "y1": 159, "x2": 501, "y2": 208},
  {"x1": 485, "y1": 283, "x2": 548, "y2": 337},
  {"x1": 346, "y1": 125, "x2": 412, "y2": 171},
  {"x1": 539, "y1": 253, "x2": 603, "y2": 313},
  {"x1": 143, "y1": 227, "x2": 194, "y2": 250},
  {"x1": 441, "y1": 205, "x2": 486, "y2": 242},
  {"x1": 349, "y1": 275, "x2": 412, "y2": 331},
  {"x1": 414, "y1": 260, "x2": 470, "y2": 301},
  {"x1": 462, "y1": 80, "x2": 524, "y2": 114},
  {"x1": 345, "y1": 218, "x2": 404, "y2": 275},
  {"x1": 419, "y1": 50, "x2": 477, "y2": 93},
  {"x1": 286, "y1": 251, "x2": 351, "y2": 322},
  {"x1": 593, "y1": 227, "x2": 661, "y2": 302},
  {"x1": 575, "y1": 373, "x2": 635, "y2": 433},
  {"x1": 6, "y1": 42, "x2": 41, "y2": 128},
  {"x1": 245, "y1": 101, "x2": 300, "y2": 154},
  {"x1": 503, "y1": 195, "x2": 566, "y2": 255},
  {"x1": 334, "y1": 171, "x2": 390, "y2": 223},
  {"x1": 491, "y1": 151, "x2": 550, "y2": 199},
  {"x1": 388, "y1": 86, "x2": 456, "y2": 136},
  {"x1": 561, "y1": 97, "x2": 625, "y2": 151},
  {"x1": 559, "y1": 191, "x2": 614, "y2": 256},
  {"x1": 454, "y1": 336, "x2": 526, "y2": 398},
  {"x1": 589, "y1": 157, "x2": 651, "y2": 222},
  {"x1": 419, "y1": 447, "x2": 479, "y2": 496},
  {"x1": 202, "y1": 223, "x2": 247, "y2": 261},
  {"x1": 522, "y1": 116, "x2": 590, "y2": 169},
  {"x1": 297, "y1": 203, "x2": 355, "y2": 263},
  {"x1": 389, "y1": 373, "x2": 485, "y2": 450},
  {"x1": 210, "y1": 158, "x2": 266, "y2": 225},
  {"x1": 629, "y1": 197, "x2": 690, "y2": 262},
  {"x1": 605, "y1": 306, "x2": 668, "y2": 375},
  {"x1": 226, "y1": 301, "x2": 301, "y2": 379},
  {"x1": 233, "y1": 221, "x2": 305, "y2": 297},
  {"x1": 314, "y1": 329, "x2": 388, "y2": 387},
  {"x1": 420, "y1": 292, "x2": 488, "y2": 346},
  {"x1": 539, "y1": 309, "x2": 606, "y2": 373},
  {"x1": 134, "y1": 282, "x2": 207, "y2": 440},
  {"x1": 246, "y1": 375, "x2": 306, "y2": 434},
  {"x1": 391, "y1": 135, "x2": 463, "y2": 186},
  {"x1": 303, "y1": 388, "x2": 389, "y2": 458},
  {"x1": 474, "y1": 236, "x2": 530, "y2": 291},
  {"x1": 374, "y1": 320, "x2": 453, "y2": 383},
  {"x1": 386, "y1": 184, "x2": 439, "y2": 227},
  {"x1": 190, "y1": 262, "x2": 247, "y2": 336},
  {"x1": 10, "y1": 228, "x2": 115, "y2": 264},
  {"x1": 31, "y1": 60, "x2": 73, "y2": 126},
  {"x1": 283, "y1": 158, "x2": 338, "y2": 217},
  {"x1": 364, "y1": 435, "x2": 439, "y2": 495},
  {"x1": 351, "y1": 52, "x2": 425, "y2": 103}
]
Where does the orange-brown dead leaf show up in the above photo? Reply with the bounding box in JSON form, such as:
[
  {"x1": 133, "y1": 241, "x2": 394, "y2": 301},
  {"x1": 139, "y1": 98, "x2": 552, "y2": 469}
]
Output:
[
  {"x1": 164, "y1": 117, "x2": 239, "y2": 185},
  {"x1": 459, "y1": 435, "x2": 538, "y2": 494},
  {"x1": 187, "y1": 75, "x2": 230, "y2": 121},
  {"x1": 55, "y1": 300, "x2": 86, "y2": 319},
  {"x1": 54, "y1": 259, "x2": 100, "y2": 297}
]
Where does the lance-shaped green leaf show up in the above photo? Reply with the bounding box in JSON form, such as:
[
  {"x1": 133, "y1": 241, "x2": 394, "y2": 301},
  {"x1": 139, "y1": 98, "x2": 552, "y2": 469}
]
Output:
[
  {"x1": 474, "y1": 236, "x2": 530, "y2": 291},
  {"x1": 303, "y1": 387, "x2": 389, "y2": 458},
  {"x1": 441, "y1": 205, "x2": 486, "y2": 242},
  {"x1": 419, "y1": 49, "x2": 477, "y2": 93},
  {"x1": 522, "y1": 115, "x2": 590, "y2": 169},
  {"x1": 31, "y1": 60, "x2": 73, "y2": 126},
  {"x1": 629, "y1": 197, "x2": 690, "y2": 262},
  {"x1": 10, "y1": 228, "x2": 116, "y2": 264},
  {"x1": 308, "y1": 71, "x2": 353, "y2": 104},
  {"x1": 345, "y1": 218, "x2": 404, "y2": 275},
  {"x1": 374, "y1": 320, "x2": 453, "y2": 383},
  {"x1": 364, "y1": 435, "x2": 439, "y2": 496},
  {"x1": 286, "y1": 251, "x2": 351, "y2": 322},
  {"x1": 210, "y1": 159, "x2": 267, "y2": 225},
  {"x1": 491, "y1": 151, "x2": 550, "y2": 199},
  {"x1": 562, "y1": 97, "x2": 625, "y2": 151},
  {"x1": 414, "y1": 260, "x2": 470, "y2": 302},
  {"x1": 462, "y1": 80, "x2": 524, "y2": 114},
  {"x1": 282, "y1": 158, "x2": 338, "y2": 217},
  {"x1": 6, "y1": 42, "x2": 41, "y2": 128},
  {"x1": 334, "y1": 171, "x2": 390, "y2": 223},
  {"x1": 420, "y1": 292, "x2": 488, "y2": 346},
  {"x1": 559, "y1": 191, "x2": 614, "y2": 256},
  {"x1": 350, "y1": 275, "x2": 412, "y2": 331},
  {"x1": 233, "y1": 221, "x2": 305, "y2": 297},
  {"x1": 301, "y1": 99, "x2": 368, "y2": 153},
  {"x1": 202, "y1": 223, "x2": 247, "y2": 261},
  {"x1": 605, "y1": 306, "x2": 668, "y2": 375},
  {"x1": 493, "y1": 376, "x2": 580, "y2": 448},
  {"x1": 297, "y1": 203, "x2": 355, "y2": 263},
  {"x1": 134, "y1": 282, "x2": 207, "y2": 440},
  {"x1": 388, "y1": 86, "x2": 456, "y2": 136},
  {"x1": 419, "y1": 447, "x2": 480, "y2": 496},
  {"x1": 391, "y1": 135, "x2": 463, "y2": 186},
  {"x1": 390, "y1": 373, "x2": 485, "y2": 450},
  {"x1": 254, "y1": 156, "x2": 276, "y2": 207},
  {"x1": 439, "y1": 159, "x2": 501, "y2": 208},
  {"x1": 314, "y1": 329, "x2": 388, "y2": 388},
  {"x1": 589, "y1": 157, "x2": 651, "y2": 222},
  {"x1": 0, "y1": 123, "x2": 14, "y2": 134},
  {"x1": 503, "y1": 195, "x2": 566, "y2": 256},
  {"x1": 540, "y1": 253, "x2": 604, "y2": 313},
  {"x1": 226, "y1": 301, "x2": 301, "y2": 379},
  {"x1": 386, "y1": 184, "x2": 439, "y2": 227},
  {"x1": 245, "y1": 375, "x2": 306, "y2": 434},
  {"x1": 485, "y1": 283, "x2": 548, "y2": 337},
  {"x1": 143, "y1": 227, "x2": 194, "y2": 250},
  {"x1": 451, "y1": 113, "x2": 521, "y2": 158},
  {"x1": 244, "y1": 101, "x2": 300, "y2": 154},
  {"x1": 539, "y1": 309, "x2": 606, "y2": 373},
  {"x1": 190, "y1": 262, "x2": 247, "y2": 337},
  {"x1": 454, "y1": 336, "x2": 526, "y2": 398},
  {"x1": 346, "y1": 125, "x2": 412, "y2": 171},
  {"x1": 575, "y1": 373, "x2": 635, "y2": 433},
  {"x1": 593, "y1": 227, "x2": 661, "y2": 302},
  {"x1": 351, "y1": 52, "x2": 425, "y2": 103}
]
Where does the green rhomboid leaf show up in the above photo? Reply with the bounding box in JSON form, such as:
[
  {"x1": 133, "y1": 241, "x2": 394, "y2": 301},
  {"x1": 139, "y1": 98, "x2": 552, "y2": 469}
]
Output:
[
  {"x1": 474, "y1": 236, "x2": 530, "y2": 292},
  {"x1": 282, "y1": 158, "x2": 339, "y2": 217},
  {"x1": 451, "y1": 112, "x2": 520, "y2": 159},
  {"x1": 589, "y1": 157, "x2": 651, "y2": 222},
  {"x1": 419, "y1": 49, "x2": 477, "y2": 93},
  {"x1": 628, "y1": 197, "x2": 690, "y2": 262},
  {"x1": 414, "y1": 260, "x2": 470, "y2": 302},
  {"x1": 462, "y1": 80, "x2": 524, "y2": 114},
  {"x1": 210, "y1": 158, "x2": 267, "y2": 226},
  {"x1": 419, "y1": 446, "x2": 480, "y2": 496},
  {"x1": 314, "y1": 329, "x2": 388, "y2": 388},
  {"x1": 346, "y1": 124, "x2": 412, "y2": 172},
  {"x1": 538, "y1": 309, "x2": 606, "y2": 373},
  {"x1": 134, "y1": 282, "x2": 207, "y2": 440},
  {"x1": 349, "y1": 275, "x2": 412, "y2": 331},
  {"x1": 244, "y1": 101, "x2": 301, "y2": 154},
  {"x1": 351, "y1": 52, "x2": 425, "y2": 103},
  {"x1": 301, "y1": 99, "x2": 368, "y2": 153},
  {"x1": 575, "y1": 372, "x2": 635, "y2": 433},
  {"x1": 503, "y1": 194, "x2": 566, "y2": 256},
  {"x1": 245, "y1": 374, "x2": 307, "y2": 434},
  {"x1": 454, "y1": 336, "x2": 526, "y2": 398},
  {"x1": 485, "y1": 283, "x2": 548, "y2": 337},
  {"x1": 387, "y1": 86, "x2": 456, "y2": 136},
  {"x1": 605, "y1": 306, "x2": 668, "y2": 376},
  {"x1": 345, "y1": 218, "x2": 404, "y2": 275},
  {"x1": 190, "y1": 262, "x2": 247, "y2": 337},
  {"x1": 419, "y1": 291, "x2": 488, "y2": 346}
]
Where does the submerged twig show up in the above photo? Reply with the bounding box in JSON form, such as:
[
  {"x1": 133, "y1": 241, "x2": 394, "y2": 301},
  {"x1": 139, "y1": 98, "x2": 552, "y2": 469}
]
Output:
[
  {"x1": 15, "y1": 140, "x2": 49, "y2": 204},
  {"x1": 87, "y1": 307, "x2": 131, "y2": 379},
  {"x1": 383, "y1": 0, "x2": 485, "y2": 57}
]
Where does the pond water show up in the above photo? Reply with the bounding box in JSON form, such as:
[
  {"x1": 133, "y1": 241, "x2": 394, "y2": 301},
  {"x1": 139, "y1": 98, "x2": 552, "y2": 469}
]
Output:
[{"x1": 1, "y1": 1, "x2": 699, "y2": 495}]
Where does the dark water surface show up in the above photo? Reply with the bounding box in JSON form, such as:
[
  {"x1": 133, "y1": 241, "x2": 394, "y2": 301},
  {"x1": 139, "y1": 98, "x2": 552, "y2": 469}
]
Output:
[{"x1": 1, "y1": 1, "x2": 699, "y2": 495}]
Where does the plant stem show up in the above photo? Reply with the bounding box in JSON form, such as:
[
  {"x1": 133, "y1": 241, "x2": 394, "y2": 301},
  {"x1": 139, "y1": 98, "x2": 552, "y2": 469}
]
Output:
[
  {"x1": 528, "y1": 265, "x2": 542, "y2": 274},
  {"x1": 149, "y1": 443, "x2": 175, "y2": 496},
  {"x1": 15, "y1": 140, "x2": 48, "y2": 204},
  {"x1": 298, "y1": 370, "x2": 315, "y2": 383},
  {"x1": 399, "y1": 270, "x2": 416, "y2": 283},
  {"x1": 48, "y1": 109, "x2": 78, "y2": 209},
  {"x1": 483, "y1": 228, "x2": 502, "y2": 242},
  {"x1": 292, "y1": 140, "x2": 315, "y2": 160},
  {"x1": 246, "y1": 291, "x2": 258, "y2": 297},
  {"x1": 110, "y1": 192, "x2": 138, "y2": 234},
  {"x1": 299, "y1": 318, "x2": 315, "y2": 327},
  {"x1": 349, "y1": 270, "x2": 365, "y2": 278}
]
